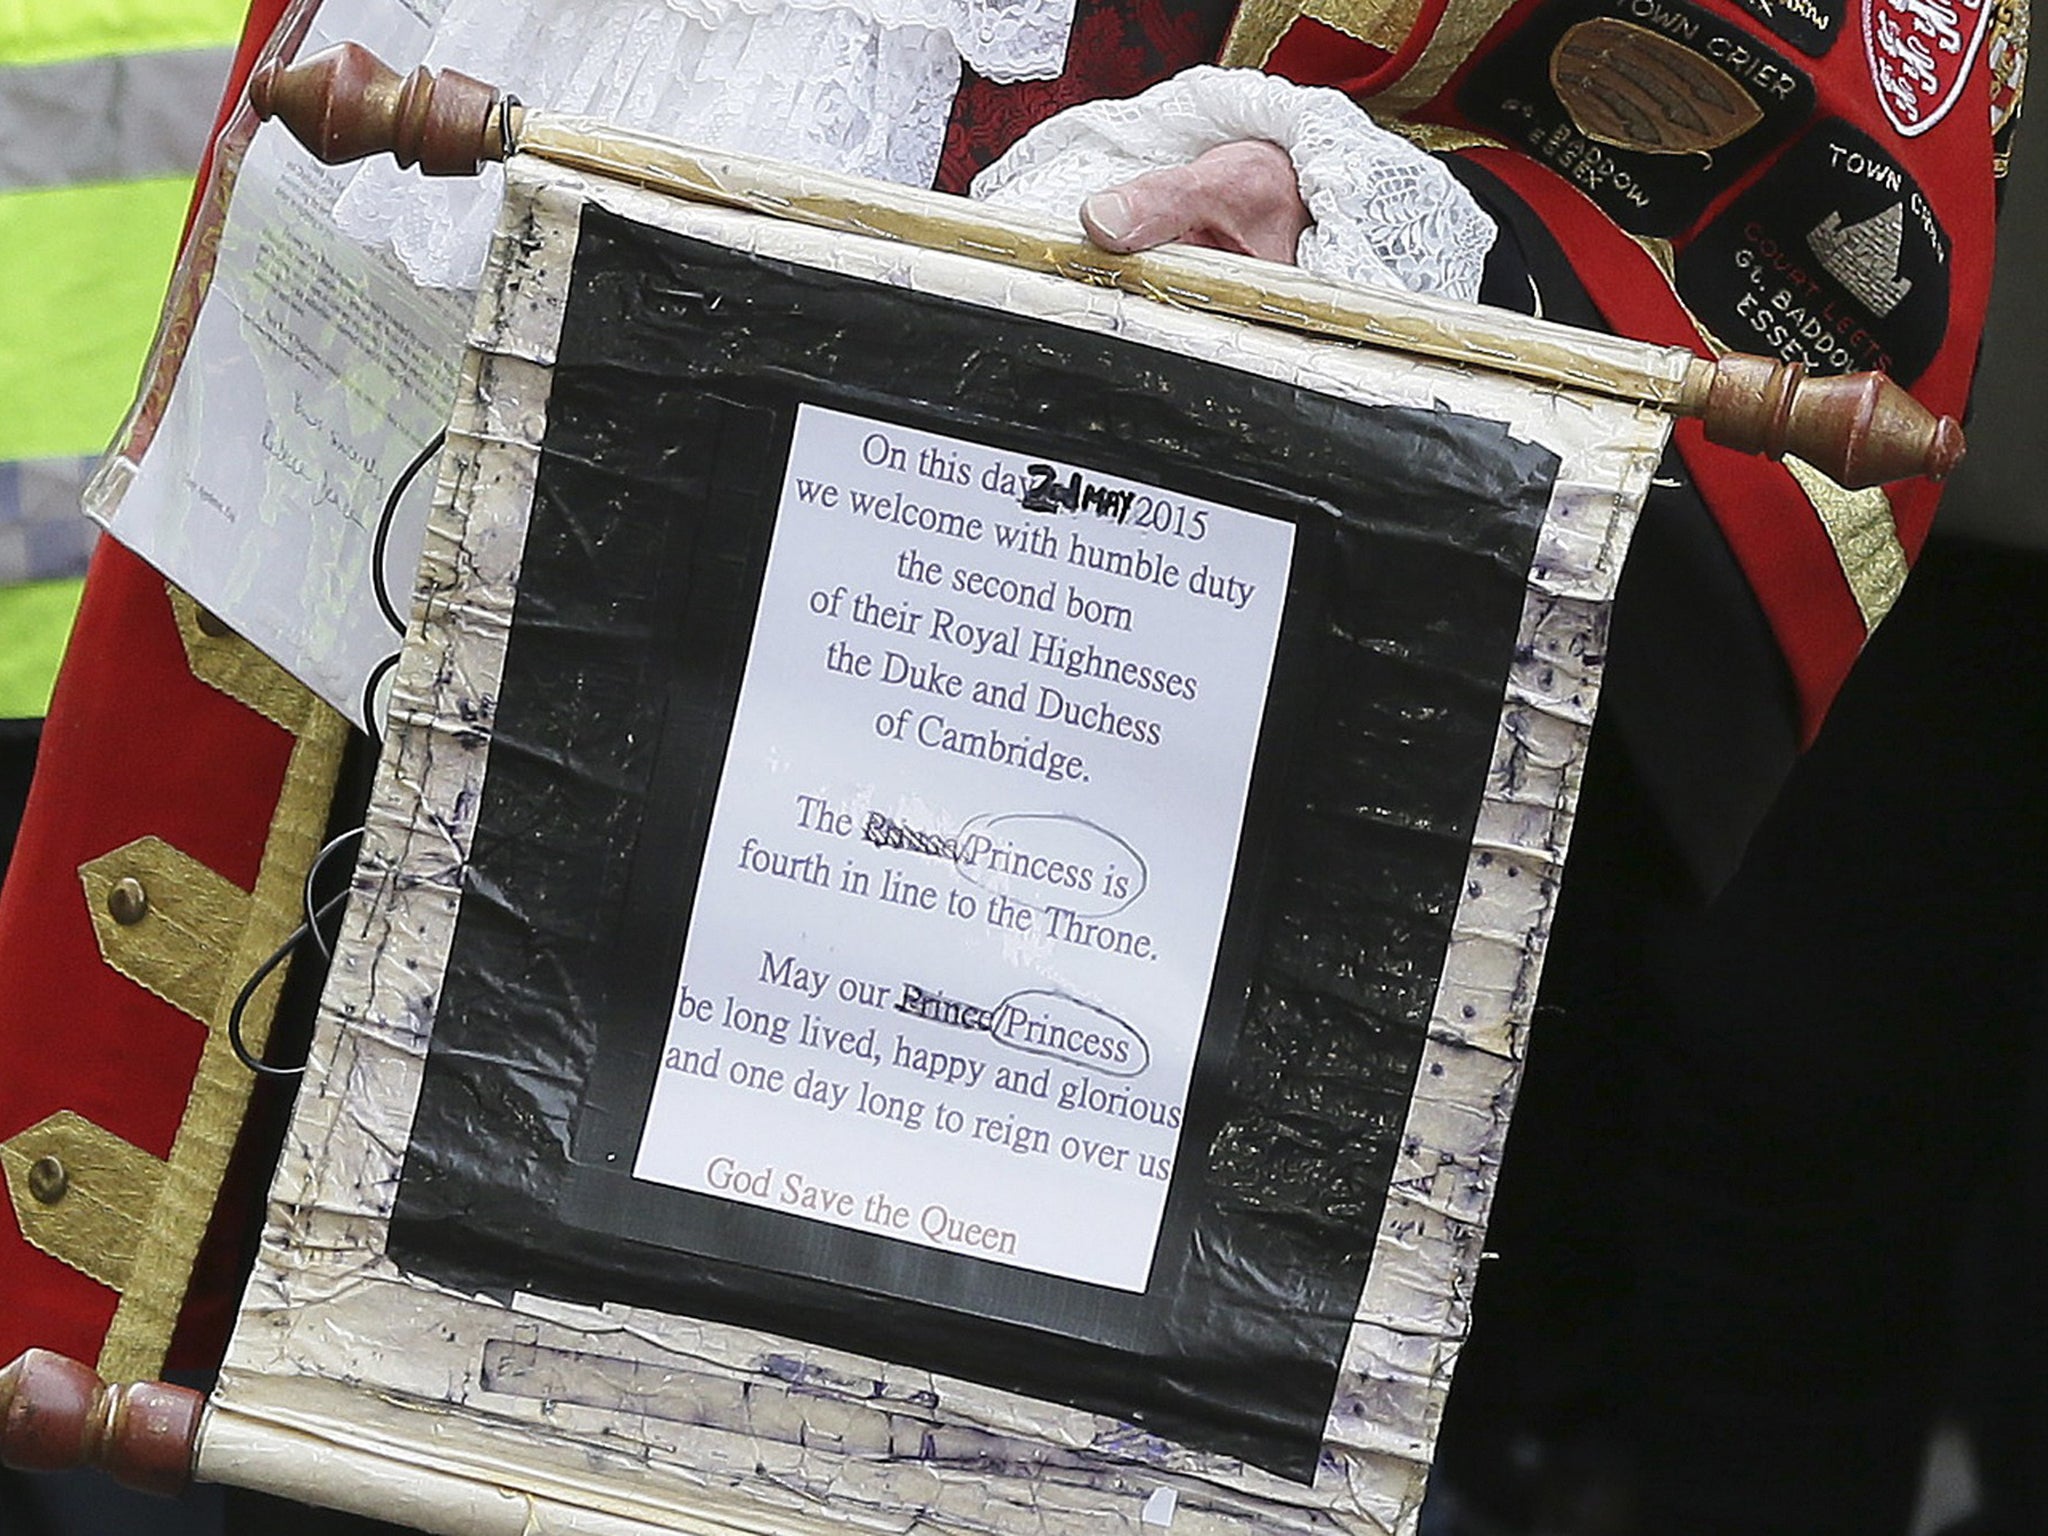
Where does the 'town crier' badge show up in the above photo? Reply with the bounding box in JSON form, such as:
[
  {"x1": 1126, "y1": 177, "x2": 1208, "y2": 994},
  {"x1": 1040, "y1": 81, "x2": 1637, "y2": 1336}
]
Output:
[
  {"x1": 1460, "y1": 0, "x2": 1814, "y2": 236},
  {"x1": 1676, "y1": 121, "x2": 1950, "y2": 384},
  {"x1": 1862, "y1": 0, "x2": 1993, "y2": 136}
]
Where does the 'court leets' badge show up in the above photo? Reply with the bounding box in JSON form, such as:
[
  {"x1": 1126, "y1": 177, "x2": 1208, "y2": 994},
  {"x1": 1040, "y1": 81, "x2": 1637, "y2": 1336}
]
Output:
[
  {"x1": 1676, "y1": 121, "x2": 1949, "y2": 384},
  {"x1": 1459, "y1": 0, "x2": 1814, "y2": 237}
]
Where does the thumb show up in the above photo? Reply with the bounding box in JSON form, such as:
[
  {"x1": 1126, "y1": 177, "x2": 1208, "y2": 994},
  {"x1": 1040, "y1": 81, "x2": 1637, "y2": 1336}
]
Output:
[{"x1": 1080, "y1": 163, "x2": 1206, "y2": 253}]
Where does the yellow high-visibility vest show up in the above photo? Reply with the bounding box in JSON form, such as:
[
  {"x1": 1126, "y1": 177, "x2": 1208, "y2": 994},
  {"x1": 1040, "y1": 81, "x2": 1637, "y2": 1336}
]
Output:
[{"x1": 0, "y1": 0, "x2": 244, "y2": 715}]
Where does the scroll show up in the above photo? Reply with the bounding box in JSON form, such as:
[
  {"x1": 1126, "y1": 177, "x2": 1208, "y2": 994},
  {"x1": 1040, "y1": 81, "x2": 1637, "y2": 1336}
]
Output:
[
  {"x1": 185, "y1": 145, "x2": 1661, "y2": 1531},
  {"x1": 0, "y1": 49, "x2": 1954, "y2": 1536}
]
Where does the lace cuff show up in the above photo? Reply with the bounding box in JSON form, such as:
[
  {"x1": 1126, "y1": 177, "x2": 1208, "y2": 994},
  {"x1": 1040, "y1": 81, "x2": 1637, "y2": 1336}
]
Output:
[
  {"x1": 970, "y1": 66, "x2": 1497, "y2": 303},
  {"x1": 660, "y1": 0, "x2": 1075, "y2": 79},
  {"x1": 333, "y1": 1, "x2": 971, "y2": 290}
]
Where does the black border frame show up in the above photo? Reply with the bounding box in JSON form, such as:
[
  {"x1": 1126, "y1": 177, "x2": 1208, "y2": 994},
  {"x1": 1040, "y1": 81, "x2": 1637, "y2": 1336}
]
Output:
[{"x1": 387, "y1": 206, "x2": 1561, "y2": 1480}]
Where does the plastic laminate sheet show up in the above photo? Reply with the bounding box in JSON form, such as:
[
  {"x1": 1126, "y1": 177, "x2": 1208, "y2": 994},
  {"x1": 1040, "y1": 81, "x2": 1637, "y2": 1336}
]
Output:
[{"x1": 204, "y1": 156, "x2": 1669, "y2": 1536}]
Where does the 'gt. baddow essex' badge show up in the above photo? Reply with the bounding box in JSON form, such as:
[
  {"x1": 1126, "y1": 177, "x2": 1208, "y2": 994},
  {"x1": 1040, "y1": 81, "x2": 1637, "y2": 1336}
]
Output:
[{"x1": 1677, "y1": 121, "x2": 1949, "y2": 383}]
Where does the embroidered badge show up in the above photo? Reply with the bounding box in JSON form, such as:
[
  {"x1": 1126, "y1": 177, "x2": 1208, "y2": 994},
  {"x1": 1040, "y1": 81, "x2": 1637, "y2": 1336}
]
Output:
[
  {"x1": 1861, "y1": 0, "x2": 1994, "y2": 136},
  {"x1": 1459, "y1": 0, "x2": 1814, "y2": 236},
  {"x1": 1551, "y1": 18, "x2": 1767, "y2": 150},
  {"x1": 1676, "y1": 121, "x2": 1950, "y2": 384},
  {"x1": 1729, "y1": 0, "x2": 1848, "y2": 56}
]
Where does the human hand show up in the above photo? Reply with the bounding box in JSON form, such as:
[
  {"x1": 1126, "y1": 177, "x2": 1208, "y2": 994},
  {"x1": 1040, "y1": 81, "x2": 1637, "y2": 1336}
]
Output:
[{"x1": 1078, "y1": 139, "x2": 1310, "y2": 266}]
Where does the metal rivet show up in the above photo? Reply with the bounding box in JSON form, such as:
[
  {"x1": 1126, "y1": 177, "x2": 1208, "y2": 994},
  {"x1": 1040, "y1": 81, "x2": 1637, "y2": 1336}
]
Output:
[
  {"x1": 195, "y1": 607, "x2": 233, "y2": 638},
  {"x1": 28, "y1": 1156, "x2": 68, "y2": 1205},
  {"x1": 107, "y1": 877, "x2": 150, "y2": 925}
]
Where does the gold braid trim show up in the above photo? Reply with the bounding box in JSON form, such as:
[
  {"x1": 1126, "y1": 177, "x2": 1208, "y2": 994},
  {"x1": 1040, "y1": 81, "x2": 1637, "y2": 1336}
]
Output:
[
  {"x1": 1373, "y1": 0, "x2": 1519, "y2": 111},
  {"x1": 1381, "y1": 119, "x2": 1505, "y2": 153},
  {"x1": 2, "y1": 1113, "x2": 167, "y2": 1293},
  {"x1": 1221, "y1": 0, "x2": 1418, "y2": 67},
  {"x1": 1783, "y1": 459, "x2": 1908, "y2": 633},
  {"x1": 1216, "y1": 0, "x2": 1517, "y2": 120},
  {"x1": 60, "y1": 584, "x2": 351, "y2": 1383},
  {"x1": 82, "y1": 838, "x2": 249, "y2": 1023},
  {"x1": 168, "y1": 589, "x2": 325, "y2": 731},
  {"x1": 1220, "y1": 0, "x2": 1309, "y2": 66}
]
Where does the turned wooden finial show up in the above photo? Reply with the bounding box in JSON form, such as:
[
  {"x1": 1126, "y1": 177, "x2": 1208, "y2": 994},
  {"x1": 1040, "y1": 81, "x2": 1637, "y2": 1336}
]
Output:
[
  {"x1": 1683, "y1": 353, "x2": 1964, "y2": 489},
  {"x1": 0, "y1": 1349, "x2": 205, "y2": 1498},
  {"x1": 248, "y1": 41, "x2": 510, "y2": 175}
]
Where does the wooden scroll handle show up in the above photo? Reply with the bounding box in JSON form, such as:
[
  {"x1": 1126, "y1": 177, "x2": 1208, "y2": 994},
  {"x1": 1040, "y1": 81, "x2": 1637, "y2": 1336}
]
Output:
[
  {"x1": 1680, "y1": 352, "x2": 1963, "y2": 489},
  {"x1": 249, "y1": 43, "x2": 1964, "y2": 488},
  {"x1": 0, "y1": 1349, "x2": 204, "y2": 1498},
  {"x1": 249, "y1": 41, "x2": 509, "y2": 175}
]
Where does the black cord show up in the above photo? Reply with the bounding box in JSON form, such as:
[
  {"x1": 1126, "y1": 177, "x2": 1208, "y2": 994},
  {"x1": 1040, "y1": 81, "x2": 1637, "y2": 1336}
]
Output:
[
  {"x1": 227, "y1": 889, "x2": 348, "y2": 1078},
  {"x1": 229, "y1": 824, "x2": 368, "y2": 1077},
  {"x1": 372, "y1": 431, "x2": 446, "y2": 635},
  {"x1": 303, "y1": 825, "x2": 366, "y2": 961}
]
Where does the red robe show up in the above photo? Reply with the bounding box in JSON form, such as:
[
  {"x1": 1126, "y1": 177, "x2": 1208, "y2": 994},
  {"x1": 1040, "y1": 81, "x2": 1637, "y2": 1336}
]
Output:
[{"x1": 0, "y1": 0, "x2": 2004, "y2": 1382}]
